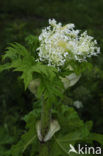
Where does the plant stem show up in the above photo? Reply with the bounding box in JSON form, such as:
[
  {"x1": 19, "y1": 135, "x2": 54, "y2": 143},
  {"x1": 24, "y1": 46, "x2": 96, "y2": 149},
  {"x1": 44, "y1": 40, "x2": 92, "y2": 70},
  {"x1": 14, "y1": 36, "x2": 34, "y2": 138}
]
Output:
[
  {"x1": 39, "y1": 99, "x2": 51, "y2": 156},
  {"x1": 39, "y1": 143, "x2": 49, "y2": 156},
  {"x1": 41, "y1": 99, "x2": 51, "y2": 139}
]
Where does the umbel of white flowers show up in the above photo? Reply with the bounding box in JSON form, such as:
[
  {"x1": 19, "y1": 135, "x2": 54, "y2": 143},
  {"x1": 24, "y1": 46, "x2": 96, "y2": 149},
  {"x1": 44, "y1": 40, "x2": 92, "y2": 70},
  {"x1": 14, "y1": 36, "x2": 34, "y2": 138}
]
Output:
[{"x1": 37, "y1": 19, "x2": 100, "y2": 68}]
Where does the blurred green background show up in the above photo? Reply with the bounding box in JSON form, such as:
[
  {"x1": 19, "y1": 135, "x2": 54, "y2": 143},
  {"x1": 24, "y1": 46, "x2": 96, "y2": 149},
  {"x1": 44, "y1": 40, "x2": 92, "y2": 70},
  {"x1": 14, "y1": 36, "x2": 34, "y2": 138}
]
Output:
[{"x1": 0, "y1": 0, "x2": 103, "y2": 155}]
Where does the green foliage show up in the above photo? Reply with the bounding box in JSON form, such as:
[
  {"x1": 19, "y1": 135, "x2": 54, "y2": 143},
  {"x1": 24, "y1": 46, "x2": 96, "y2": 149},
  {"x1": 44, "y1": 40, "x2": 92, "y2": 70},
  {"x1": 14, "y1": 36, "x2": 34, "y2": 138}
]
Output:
[
  {"x1": 49, "y1": 105, "x2": 103, "y2": 156},
  {"x1": 0, "y1": 33, "x2": 103, "y2": 156},
  {"x1": 0, "y1": 42, "x2": 62, "y2": 93},
  {"x1": 0, "y1": 0, "x2": 103, "y2": 155},
  {"x1": 11, "y1": 131, "x2": 36, "y2": 156},
  {"x1": 0, "y1": 126, "x2": 14, "y2": 156},
  {"x1": 25, "y1": 35, "x2": 39, "y2": 56},
  {"x1": 10, "y1": 107, "x2": 40, "y2": 156},
  {"x1": 9, "y1": 105, "x2": 103, "y2": 156}
]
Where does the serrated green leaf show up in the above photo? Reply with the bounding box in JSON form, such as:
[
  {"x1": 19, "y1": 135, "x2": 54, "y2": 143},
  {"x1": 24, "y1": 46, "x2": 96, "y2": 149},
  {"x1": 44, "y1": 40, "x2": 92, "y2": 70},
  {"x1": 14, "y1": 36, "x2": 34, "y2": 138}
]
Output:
[
  {"x1": 2, "y1": 43, "x2": 29, "y2": 61},
  {"x1": 10, "y1": 109, "x2": 38, "y2": 156},
  {"x1": 0, "y1": 63, "x2": 11, "y2": 72},
  {"x1": 11, "y1": 129, "x2": 36, "y2": 156}
]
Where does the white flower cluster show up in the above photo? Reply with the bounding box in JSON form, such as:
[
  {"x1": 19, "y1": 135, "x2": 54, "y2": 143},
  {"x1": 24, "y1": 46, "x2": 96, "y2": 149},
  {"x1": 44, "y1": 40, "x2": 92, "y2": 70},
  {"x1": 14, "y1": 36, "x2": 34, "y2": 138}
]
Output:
[{"x1": 37, "y1": 19, "x2": 100, "y2": 67}]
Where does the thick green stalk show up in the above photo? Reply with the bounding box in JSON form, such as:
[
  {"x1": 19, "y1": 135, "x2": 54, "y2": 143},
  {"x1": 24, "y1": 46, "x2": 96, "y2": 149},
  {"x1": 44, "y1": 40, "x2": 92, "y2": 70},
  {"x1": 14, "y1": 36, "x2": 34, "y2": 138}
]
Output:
[
  {"x1": 41, "y1": 99, "x2": 51, "y2": 139},
  {"x1": 39, "y1": 99, "x2": 51, "y2": 156},
  {"x1": 39, "y1": 143, "x2": 49, "y2": 156}
]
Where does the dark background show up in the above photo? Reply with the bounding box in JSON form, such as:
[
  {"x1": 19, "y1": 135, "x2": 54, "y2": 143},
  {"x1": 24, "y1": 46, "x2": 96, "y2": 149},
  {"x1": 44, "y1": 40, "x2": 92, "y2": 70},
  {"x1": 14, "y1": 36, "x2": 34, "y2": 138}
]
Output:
[{"x1": 0, "y1": 0, "x2": 103, "y2": 155}]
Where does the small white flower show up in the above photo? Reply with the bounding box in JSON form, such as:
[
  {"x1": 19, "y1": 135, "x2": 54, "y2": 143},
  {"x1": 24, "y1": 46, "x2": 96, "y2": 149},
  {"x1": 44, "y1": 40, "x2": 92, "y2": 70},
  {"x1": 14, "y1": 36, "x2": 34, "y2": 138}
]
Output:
[{"x1": 37, "y1": 19, "x2": 100, "y2": 68}]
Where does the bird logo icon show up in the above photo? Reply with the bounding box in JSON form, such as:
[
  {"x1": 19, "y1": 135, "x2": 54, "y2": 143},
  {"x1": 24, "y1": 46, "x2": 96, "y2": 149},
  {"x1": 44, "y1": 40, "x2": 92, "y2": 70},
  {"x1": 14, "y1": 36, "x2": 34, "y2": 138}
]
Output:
[{"x1": 68, "y1": 144, "x2": 78, "y2": 154}]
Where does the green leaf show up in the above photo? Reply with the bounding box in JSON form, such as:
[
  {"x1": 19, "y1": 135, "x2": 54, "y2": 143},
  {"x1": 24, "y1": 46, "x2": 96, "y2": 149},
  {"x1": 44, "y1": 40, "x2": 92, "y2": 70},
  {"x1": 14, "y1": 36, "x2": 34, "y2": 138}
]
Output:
[
  {"x1": 2, "y1": 43, "x2": 29, "y2": 60},
  {"x1": 20, "y1": 69, "x2": 33, "y2": 90},
  {"x1": 50, "y1": 140, "x2": 66, "y2": 156},
  {"x1": 11, "y1": 129, "x2": 36, "y2": 156},
  {"x1": 0, "y1": 126, "x2": 14, "y2": 145},
  {"x1": 31, "y1": 63, "x2": 57, "y2": 81},
  {"x1": 10, "y1": 109, "x2": 38, "y2": 156},
  {"x1": 0, "y1": 63, "x2": 11, "y2": 72},
  {"x1": 52, "y1": 106, "x2": 94, "y2": 156},
  {"x1": 89, "y1": 133, "x2": 103, "y2": 145},
  {"x1": 25, "y1": 35, "x2": 39, "y2": 55},
  {"x1": 85, "y1": 121, "x2": 93, "y2": 131}
]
